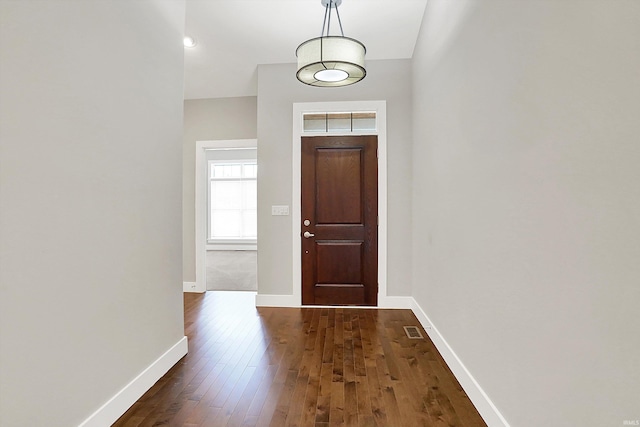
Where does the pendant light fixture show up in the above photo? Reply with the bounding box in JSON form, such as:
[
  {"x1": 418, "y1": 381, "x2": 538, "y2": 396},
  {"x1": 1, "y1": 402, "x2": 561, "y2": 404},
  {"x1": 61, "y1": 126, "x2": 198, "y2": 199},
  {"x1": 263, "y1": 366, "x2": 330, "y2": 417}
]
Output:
[{"x1": 296, "y1": 0, "x2": 366, "y2": 87}]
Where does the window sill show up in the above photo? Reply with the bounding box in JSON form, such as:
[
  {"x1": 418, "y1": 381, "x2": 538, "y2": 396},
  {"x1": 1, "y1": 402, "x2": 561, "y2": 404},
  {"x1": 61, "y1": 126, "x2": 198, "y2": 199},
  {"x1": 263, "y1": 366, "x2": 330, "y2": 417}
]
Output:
[{"x1": 207, "y1": 239, "x2": 257, "y2": 251}]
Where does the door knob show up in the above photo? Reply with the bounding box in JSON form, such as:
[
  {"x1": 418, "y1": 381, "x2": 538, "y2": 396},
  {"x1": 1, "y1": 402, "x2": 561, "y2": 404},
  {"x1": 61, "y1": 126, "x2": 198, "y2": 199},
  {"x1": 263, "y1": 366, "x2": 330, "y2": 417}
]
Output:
[{"x1": 303, "y1": 231, "x2": 315, "y2": 238}]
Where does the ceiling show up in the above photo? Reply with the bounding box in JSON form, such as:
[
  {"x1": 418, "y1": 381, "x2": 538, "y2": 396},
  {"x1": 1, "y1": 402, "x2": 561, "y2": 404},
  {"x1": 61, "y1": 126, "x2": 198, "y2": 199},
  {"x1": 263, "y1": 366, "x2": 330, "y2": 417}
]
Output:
[{"x1": 184, "y1": 0, "x2": 429, "y2": 100}]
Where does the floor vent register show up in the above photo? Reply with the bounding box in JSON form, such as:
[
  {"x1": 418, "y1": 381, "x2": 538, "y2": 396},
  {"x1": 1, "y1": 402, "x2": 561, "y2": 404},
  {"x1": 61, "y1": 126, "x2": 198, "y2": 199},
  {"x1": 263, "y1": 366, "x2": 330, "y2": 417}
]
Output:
[{"x1": 403, "y1": 326, "x2": 424, "y2": 339}]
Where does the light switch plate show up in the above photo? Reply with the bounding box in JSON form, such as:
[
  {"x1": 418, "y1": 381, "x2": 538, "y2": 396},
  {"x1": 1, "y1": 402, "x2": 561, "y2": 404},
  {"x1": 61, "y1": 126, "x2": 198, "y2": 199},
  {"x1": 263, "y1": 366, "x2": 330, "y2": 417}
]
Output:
[{"x1": 271, "y1": 205, "x2": 289, "y2": 216}]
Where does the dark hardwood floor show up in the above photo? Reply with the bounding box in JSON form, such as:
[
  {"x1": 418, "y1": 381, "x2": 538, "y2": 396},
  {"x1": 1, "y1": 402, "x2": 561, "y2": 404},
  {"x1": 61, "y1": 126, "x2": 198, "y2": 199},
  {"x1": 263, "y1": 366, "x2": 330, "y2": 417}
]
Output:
[{"x1": 113, "y1": 292, "x2": 487, "y2": 427}]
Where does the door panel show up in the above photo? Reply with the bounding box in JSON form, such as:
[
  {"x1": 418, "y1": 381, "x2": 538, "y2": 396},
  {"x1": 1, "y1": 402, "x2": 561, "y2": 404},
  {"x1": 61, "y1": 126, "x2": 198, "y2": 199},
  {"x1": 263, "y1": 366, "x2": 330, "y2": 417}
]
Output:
[
  {"x1": 315, "y1": 149, "x2": 363, "y2": 224},
  {"x1": 301, "y1": 135, "x2": 378, "y2": 306},
  {"x1": 316, "y1": 242, "x2": 363, "y2": 284}
]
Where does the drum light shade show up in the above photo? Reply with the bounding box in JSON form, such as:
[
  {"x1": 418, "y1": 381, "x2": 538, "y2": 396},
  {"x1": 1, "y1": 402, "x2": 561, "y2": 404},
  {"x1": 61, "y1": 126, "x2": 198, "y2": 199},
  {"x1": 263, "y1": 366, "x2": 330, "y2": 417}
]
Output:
[
  {"x1": 296, "y1": 36, "x2": 366, "y2": 87},
  {"x1": 296, "y1": 0, "x2": 366, "y2": 87}
]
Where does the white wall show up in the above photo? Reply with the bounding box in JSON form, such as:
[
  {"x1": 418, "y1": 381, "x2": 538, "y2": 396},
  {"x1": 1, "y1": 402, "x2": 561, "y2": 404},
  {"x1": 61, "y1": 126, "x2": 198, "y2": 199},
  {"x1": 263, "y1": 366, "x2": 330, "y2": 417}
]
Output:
[
  {"x1": 0, "y1": 1, "x2": 186, "y2": 426},
  {"x1": 183, "y1": 97, "x2": 257, "y2": 282},
  {"x1": 256, "y1": 60, "x2": 413, "y2": 297},
  {"x1": 412, "y1": 1, "x2": 640, "y2": 426}
]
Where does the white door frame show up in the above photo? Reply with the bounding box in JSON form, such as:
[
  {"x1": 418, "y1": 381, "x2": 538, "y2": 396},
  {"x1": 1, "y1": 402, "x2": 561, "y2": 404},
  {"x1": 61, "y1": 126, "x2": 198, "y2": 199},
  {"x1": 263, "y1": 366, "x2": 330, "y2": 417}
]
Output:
[
  {"x1": 193, "y1": 139, "x2": 258, "y2": 293},
  {"x1": 292, "y1": 100, "x2": 391, "y2": 306}
]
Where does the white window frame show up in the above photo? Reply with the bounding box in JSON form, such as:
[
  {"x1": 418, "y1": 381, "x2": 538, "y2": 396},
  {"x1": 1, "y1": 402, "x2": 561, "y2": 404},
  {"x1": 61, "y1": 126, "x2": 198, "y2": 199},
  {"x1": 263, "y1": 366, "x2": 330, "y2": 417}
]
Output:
[{"x1": 207, "y1": 159, "x2": 257, "y2": 245}]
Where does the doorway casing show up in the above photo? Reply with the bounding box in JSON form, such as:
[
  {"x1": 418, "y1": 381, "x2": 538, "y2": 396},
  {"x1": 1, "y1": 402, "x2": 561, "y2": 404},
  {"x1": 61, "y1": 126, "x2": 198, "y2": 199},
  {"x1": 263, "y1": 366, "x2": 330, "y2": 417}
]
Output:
[
  {"x1": 287, "y1": 100, "x2": 401, "y2": 308},
  {"x1": 192, "y1": 139, "x2": 258, "y2": 293}
]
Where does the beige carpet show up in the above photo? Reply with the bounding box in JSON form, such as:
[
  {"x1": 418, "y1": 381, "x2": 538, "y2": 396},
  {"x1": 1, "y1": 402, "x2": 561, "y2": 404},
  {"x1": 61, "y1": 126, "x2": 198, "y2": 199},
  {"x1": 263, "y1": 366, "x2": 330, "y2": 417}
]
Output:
[{"x1": 206, "y1": 250, "x2": 257, "y2": 291}]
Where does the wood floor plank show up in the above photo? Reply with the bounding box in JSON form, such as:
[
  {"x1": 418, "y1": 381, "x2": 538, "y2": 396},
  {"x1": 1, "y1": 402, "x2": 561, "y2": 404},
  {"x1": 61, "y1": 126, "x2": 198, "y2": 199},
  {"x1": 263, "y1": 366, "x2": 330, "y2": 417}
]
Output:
[
  {"x1": 351, "y1": 313, "x2": 367, "y2": 378},
  {"x1": 211, "y1": 366, "x2": 257, "y2": 426},
  {"x1": 328, "y1": 380, "x2": 345, "y2": 427},
  {"x1": 284, "y1": 374, "x2": 309, "y2": 427},
  {"x1": 256, "y1": 383, "x2": 286, "y2": 427},
  {"x1": 332, "y1": 309, "x2": 344, "y2": 383},
  {"x1": 396, "y1": 354, "x2": 434, "y2": 426},
  {"x1": 365, "y1": 365, "x2": 388, "y2": 426},
  {"x1": 355, "y1": 374, "x2": 374, "y2": 427},
  {"x1": 268, "y1": 369, "x2": 298, "y2": 427},
  {"x1": 344, "y1": 379, "x2": 358, "y2": 426},
  {"x1": 315, "y1": 362, "x2": 333, "y2": 424},
  {"x1": 300, "y1": 311, "x2": 326, "y2": 426},
  {"x1": 322, "y1": 309, "x2": 335, "y2": 364},
  {"x1": 112, "y1": 292, "x2": 487, "y2": 427},
  {"x1": 244, "y1": 364, "x2": 279, "y2": 418},
  {"x1": 342, "y1": 312, "x2": 358, "y2": 426}
]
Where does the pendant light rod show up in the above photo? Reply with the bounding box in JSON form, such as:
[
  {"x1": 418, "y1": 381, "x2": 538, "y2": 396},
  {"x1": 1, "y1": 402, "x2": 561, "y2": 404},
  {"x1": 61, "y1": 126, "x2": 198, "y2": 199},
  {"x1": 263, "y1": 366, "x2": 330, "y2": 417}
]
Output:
[
  {"x1": 320, "y1": 0, "x2": 344, "y2": 37},
  {"x1": 334, "y1": 4, "x2": 344, "y2": 36},
  {"x1": 321, "y1": 3, "x2": 329, "y2": 37}
]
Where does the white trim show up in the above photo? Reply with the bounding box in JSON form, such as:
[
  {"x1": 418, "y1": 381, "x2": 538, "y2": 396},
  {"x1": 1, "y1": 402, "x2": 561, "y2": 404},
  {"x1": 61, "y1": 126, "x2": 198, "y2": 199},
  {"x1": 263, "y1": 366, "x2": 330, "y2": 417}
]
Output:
[
  {"x1": 78, "y1": 337, "x2": 188, "y2": 427},
  {"x1": 183, "y1": 281, "x2": 198, "y2": 292},
  {"x1": 377, "y1": 296, "x2": 414, "y2": 309},
  {"x1": 254, "y1": 295, "x2": 414, "y2": 310},
  {"x1": 291, "y1": 101, "x2": 388, "y2": 307},
  {"x1": 207, "y1": 244, "x2": 257, "y2": 251},
  {"x1": 195, "y1": 139, "x2": 258, "y2": 294},
  {"x1": 207, "y1": 239, "x2": 257, "y2": 244},
  {"x1": 410, "y1": 299, "x2": 510, "y2": 427}
]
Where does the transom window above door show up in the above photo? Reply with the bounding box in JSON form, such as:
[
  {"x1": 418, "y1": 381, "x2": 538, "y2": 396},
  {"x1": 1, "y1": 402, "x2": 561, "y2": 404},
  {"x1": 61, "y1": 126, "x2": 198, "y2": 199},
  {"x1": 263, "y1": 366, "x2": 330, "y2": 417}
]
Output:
[{"x1": 302, "y1": 112, "x2": 376, "y2": 133}]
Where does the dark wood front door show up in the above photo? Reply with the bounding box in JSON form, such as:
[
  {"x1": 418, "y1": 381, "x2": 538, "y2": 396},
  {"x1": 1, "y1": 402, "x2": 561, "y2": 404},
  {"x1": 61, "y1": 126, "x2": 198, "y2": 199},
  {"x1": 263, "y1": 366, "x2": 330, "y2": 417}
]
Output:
[{"x1": 301, "y1": 135, "x2": 378, "y2": 306}]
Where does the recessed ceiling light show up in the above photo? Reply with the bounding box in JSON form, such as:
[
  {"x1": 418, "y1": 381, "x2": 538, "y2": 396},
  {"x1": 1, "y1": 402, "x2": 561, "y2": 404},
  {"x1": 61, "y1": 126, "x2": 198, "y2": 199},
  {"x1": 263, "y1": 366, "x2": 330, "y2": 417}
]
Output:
[{"x1": 183, "y1": 36, "x2": 197, "y2": 48}]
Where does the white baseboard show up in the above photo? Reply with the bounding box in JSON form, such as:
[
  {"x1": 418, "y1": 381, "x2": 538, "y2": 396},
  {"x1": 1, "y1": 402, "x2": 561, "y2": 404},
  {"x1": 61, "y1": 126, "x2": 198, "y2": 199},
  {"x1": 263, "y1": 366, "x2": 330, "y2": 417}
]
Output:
[
  {"x1": 409, "y1": 299, "x2": 510, "y2": 427},
  {"x1": 255, "y1": 293, "x2": 298, "y2": 307},
  {"x1": 254, "y1": 294, "x2": 414, "y2": 309},
  {"x1": 378, "y1": 295, "x2": 414, "y2": 309},
  {"x1": 183, "y1": 281, "x2": 199, "y2": 292},
  {"x1": 78, "y1": 336, "x2": 189, "y2": 427}
]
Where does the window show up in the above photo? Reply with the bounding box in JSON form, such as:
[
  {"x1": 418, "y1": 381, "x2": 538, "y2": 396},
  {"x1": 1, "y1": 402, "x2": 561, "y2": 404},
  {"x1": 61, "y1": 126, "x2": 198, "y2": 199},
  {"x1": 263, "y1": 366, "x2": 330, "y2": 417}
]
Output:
[
  {"x1": 208, "y1": 160, "x2": 257, "y2": 242},
  {"x1": 303, "y1": 111, "x2": 376, "y2": 133}
]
